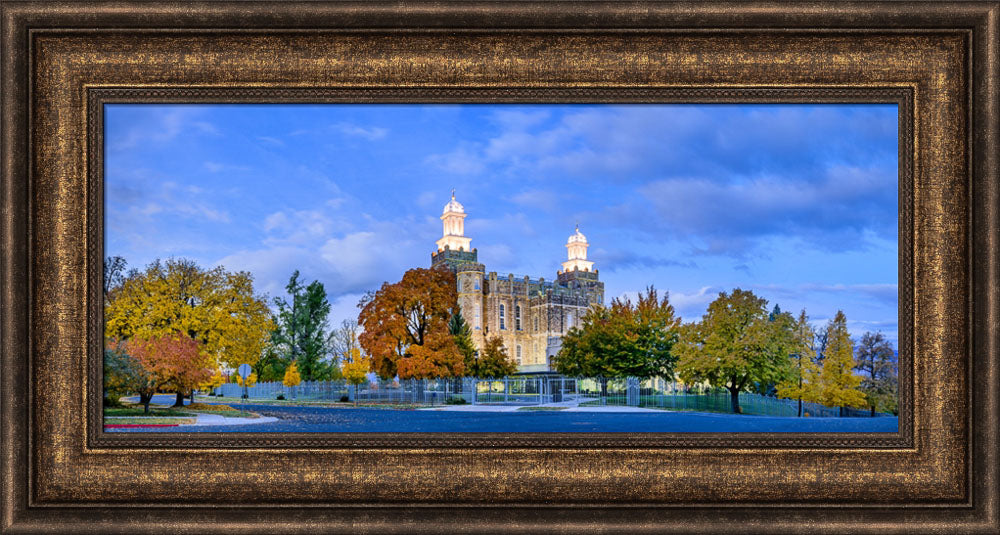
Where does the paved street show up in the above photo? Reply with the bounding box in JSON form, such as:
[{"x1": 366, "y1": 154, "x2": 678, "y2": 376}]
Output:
[{"x1": 110, "y1": 398, "x2": 899, "y2": 433}]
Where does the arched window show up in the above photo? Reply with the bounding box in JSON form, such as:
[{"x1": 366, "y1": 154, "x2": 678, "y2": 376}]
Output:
[
  {"x1": 515, "y1": 305, "x2": 522, "y2": 330},
  {"x1": 499, "y1": 304, "x2": 506, "y2": 330}
]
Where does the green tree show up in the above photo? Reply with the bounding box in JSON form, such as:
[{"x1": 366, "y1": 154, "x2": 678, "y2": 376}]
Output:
[
  {"x1": 272, "y1": 271, "x2": 332, "y2": 381},
  {"x1": 814, "y1": 311, "x2": 866, "y2": 416},
  {"x1": 476, "y1": 336, "x2": 518, "y2": 378},
  {"x1": 254, "y1": 345, "x2": 288, "y2": 383},
  {"x1": 102, "y1": 342, "x2": 148, "y2": 407},
  {"x1": 554, "y1": 286, "x2": 681, "y2": 396},
  {"x1": 449, "y1": 311, "x2": 477, "y2": 388},
  {"x1": 675, "y1": 288, "x2": 794, "y2": 414},
  {"x1": 855, "y1": 331, "x2": 898, "y2": 416},
  {"x1": 775, "y1": 310, "x2": 819, "y2": 417}
]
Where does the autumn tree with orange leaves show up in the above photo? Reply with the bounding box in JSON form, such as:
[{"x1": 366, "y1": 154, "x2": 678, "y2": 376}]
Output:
[
  {"x1": 358, "y1": 267, "x2": 466, "y2": 380},
  {"x1": 125, "y1": 332, "x2": 212, "y2": 413}
]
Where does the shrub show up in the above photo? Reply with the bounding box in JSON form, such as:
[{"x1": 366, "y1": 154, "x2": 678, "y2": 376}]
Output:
[
  {"x1": 340, "y1": 395, "x2": 350, "y2": 403},
  {"x1": 276, "y1": 394, "x2": 285, "y2": 400},
  {"x1": 445, "y1": 396, "x2": 468, "y2": 405}
]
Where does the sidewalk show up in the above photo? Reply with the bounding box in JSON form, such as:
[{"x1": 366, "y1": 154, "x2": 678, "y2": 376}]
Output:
[
  {"x1": 420, "y1": 398, "x2": 666, "y2": 413},
  {"x1": 187, "y1": 413, "x2": 279, "y2": 426}
]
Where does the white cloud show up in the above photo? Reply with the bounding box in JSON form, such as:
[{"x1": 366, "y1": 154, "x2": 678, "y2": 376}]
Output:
[
  {"x1": 110, "y1": 107, "x2": 220, "y2": 151},
  {"x1": 257, "y1": 136, "x2": 285, "y2": 146},
  {"x1": 335, "y1": 122, "x2": 388, "y2": 141},
  {"x1": 669, "y1": 286, "x2": 719, "y2": 319},
  {"x1": 425, "y1": 145, "x2": 486, "y2": 175}
]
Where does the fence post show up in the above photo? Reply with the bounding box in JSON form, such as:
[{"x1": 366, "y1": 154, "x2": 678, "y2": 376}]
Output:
[{"x1": 626, "y1": 377, "x2": 640, "y2": 406}]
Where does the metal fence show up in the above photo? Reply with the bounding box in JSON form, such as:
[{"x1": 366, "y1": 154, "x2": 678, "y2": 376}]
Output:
[
  {"x1": 216, "y1": 378, "x2": 477, "y2": 405},
  {"x1": 213, "y1": 376, "x2": 891, "y2": 417}
]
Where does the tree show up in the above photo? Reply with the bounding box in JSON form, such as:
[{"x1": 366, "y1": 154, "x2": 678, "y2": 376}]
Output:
[
  {"x1": 675, "y1": 289, "x2": 794, "y2": 414},
  {"x1": 199, "y1": 369, "x2": 225, "y2": 394},
  {"x1": 325, "y1": 319, "x2": 361, "y2": 379},
  {"x1": 776, "y1": 310, "x2": 819, "y2": 417},
  {"x1": 103, "y1": 256, "x2": 128, "y2": 300},
  {"x1": 104, "y1": 258, "x2": 274, "y2": 406},
  {"x1": 328, "y1": 319, "x2": 362, "y2": 360},
  {"x1": 282, "y1": 361, "x2": 301, "y2": 399},
  {"x1": 475, "y1": 336, "x2": 519, "y2": 378},
  {"x1": 341, "y1": 348, "x2": 371, "y2": 406},
  {"x1": 254, "y1": 345, "x2": 289, "y2": 383},
  {"x1": 358, "y1": 267, "x2": 465, "y2": 379},
  {"x1": 449, "y1": 311, "x2": 477, "y2": 388},
  {"x1": 103, "y1": 341, "x2": 148, "y2": 407},
  {"x1": 272, "y1": 271, "x2": 332, "y2": 381},
  {"x1": 855, "y1": 331, "x2": 898, "y2": 416},
  {"x1": 234, "y1": 372, "x2": 258, "y2": 388},
  {"x1": 125, "y1": 332, "x2": 209, "y2": 414},
  {"x1": 553, "y1": 286, "x2": 681, "y2": 396},
  {"x1": 814, "y1": 311, "x2": 866, "y2": 416}
]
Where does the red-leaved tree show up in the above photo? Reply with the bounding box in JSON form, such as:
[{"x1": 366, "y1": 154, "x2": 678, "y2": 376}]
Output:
[{"x1": 126, "y1": 332, "x2": 212, "y2": 413}]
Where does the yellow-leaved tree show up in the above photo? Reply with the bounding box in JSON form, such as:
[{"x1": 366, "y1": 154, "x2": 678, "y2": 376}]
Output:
[
  {"x1": 814, "y1": 310, "x2": 866, "y2": 416},
  {"x1": 199, "y1": 369, "x2": 226, "y2": 394},
  {"x1": 104, "y1": 258, "x2": 274, "y2": 406},
  {"x1": 341, "y1": 349, "x2": 371, "y2": 406},
  {"x1": 235, "y1": 372, "x2": 257, "y2": 388},
  {"x1": 282, "y1": 361, "x2": 301, "y2": 399}
]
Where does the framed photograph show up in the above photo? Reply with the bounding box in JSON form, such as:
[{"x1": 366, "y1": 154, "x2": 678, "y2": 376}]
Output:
[{"x1": 2, "y1": 1, "x2": 997, "y2": 532}]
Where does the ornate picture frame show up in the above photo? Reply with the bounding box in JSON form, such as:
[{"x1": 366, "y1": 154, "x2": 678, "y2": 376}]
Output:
[{"x1": 2, "y1": 1, "x2": 997, "y2": 532}]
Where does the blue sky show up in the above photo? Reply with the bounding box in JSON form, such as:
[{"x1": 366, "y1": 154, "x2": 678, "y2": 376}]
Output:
[{"x1": 105, "y1": 103, "x2": 899, "y2": 346}]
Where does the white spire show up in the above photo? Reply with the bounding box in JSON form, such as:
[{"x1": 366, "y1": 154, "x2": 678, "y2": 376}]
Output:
[
  {"x1": 436, "y1": 190, "x2": 471, "y2": 252},
  {"x1": 561, "y1": 224, "x2": 594, "y2": 273},
  {"x1": 443, "y1": 189, "x2": 465, "y2": 214}
]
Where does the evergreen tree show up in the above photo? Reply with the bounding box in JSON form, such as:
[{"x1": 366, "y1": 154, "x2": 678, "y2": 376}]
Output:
[
  {"x1": 855, "y1": 331, "x2": 898, "y2": 416},
  {"x1": 272, "y1": 271, "x2": 332, "y2": 381},
  {"x1": 449, "y1": 311, "x2": 477, "y2": 388},
  {"x1": 815, "y1": 311, "x2": 866, "y2": 416}
]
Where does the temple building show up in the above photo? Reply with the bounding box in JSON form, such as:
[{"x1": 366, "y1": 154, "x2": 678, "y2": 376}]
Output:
[{"x1": 430, "y1": 192, "x2": 605, "y2": 373}]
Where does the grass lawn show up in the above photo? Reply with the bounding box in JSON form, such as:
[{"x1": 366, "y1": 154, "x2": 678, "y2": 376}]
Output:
[
  {"x1": 104, "y1": 416, "x2": 196, "y2": 425},
  {"x1": 576, "y1": 394, "x2": 814, "y2": 417},
  {"x1": 105, "y1": 403, "x2": 259, "y2": 418}
]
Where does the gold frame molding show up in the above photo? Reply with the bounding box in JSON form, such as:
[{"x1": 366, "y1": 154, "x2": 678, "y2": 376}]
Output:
[{"x1": 2, "y1": 1, "x2": 997, "y2": 532}]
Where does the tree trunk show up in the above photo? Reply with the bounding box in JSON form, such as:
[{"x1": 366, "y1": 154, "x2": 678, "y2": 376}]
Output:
[
  {"x1": 728, "y1": 386, "x2": 741, "y2": 414},
  {"x1": 797, "y1": 397, "x2": 803, "y2": 418},
  {"x1": 600, "y1": 377, "x2": 608, "y2": 398},
  {"x1": 173, "y1": 391, "x2": 185, "y2": 407},
  {"x1": 140, "y1": 392, "x2": 153, "y2": 414},
  {"x1": 870, "y1": 405, "x2": 876, "y2": 417},
  {"x1": 189, "y1": 389, "x2": 195, "y2": 402},
  {"x1": 839, "y1": 406, "x2": 845, "y2": 417}
]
